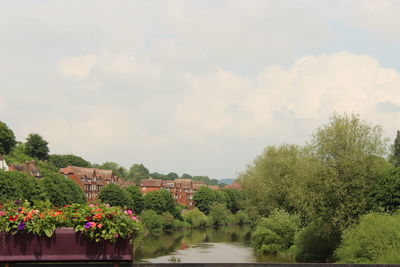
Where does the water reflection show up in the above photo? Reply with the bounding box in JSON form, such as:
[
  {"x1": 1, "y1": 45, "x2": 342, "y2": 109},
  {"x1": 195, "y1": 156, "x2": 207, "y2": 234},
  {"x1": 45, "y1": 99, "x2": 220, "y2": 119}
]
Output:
[{"x1": 133, "y1": 225, "x2": 294, "y2": 263}]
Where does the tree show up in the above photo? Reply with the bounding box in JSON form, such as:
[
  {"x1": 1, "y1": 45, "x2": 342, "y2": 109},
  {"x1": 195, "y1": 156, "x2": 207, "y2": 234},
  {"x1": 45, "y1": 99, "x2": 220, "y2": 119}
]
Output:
[
  {"x1": 392, "y1": 130, "x2": 400, "y2": 167},
  {"x1": 144, "y1": 189, "x2": 177, "y2": 216},
  {"x1": 41, "y1": 173, "x2": 86, "y2": 206},
  {"x1": 129, "y1": 163, "x2": 150, "y2": 184},
  {"x1": 0, "y1": 121, "x2": 16, "y2": 155},
  {"x1": 223, "y1": 189, "x2": 245, "y2": 213},
  {"x1": 98, "y1": 183, "x2": 132, "y2": 208},
  {"x1": 0, "y1": 171, "x2": 45, "y2": 203},
  {"x1": 96, "y1": 161, "x2": 128, "y2": 179},
  {"x1": 150, "y1": 172, "x2": 168, "y2": 180},
  {"x1": 49, "y1": 154, "x2": 91, "y2": 168},
  {"x1": 193, "y1": 186, "x2": 216, "y2": 214},
  {"x1": 369, "y1": 165, "x2": 400, "y2": 212},
  {"x1": 166, "y1": 172, "x2": 179, "y2": 180},
  {"x1": 125, "y1": 185, "x2": 144, "y2": 214},
  {"x1": 181, "y1": 173, "x2": 192, "y2": 179},
  {"x1": 25, "y1": 133, "x2": 49, "y2": 160}
]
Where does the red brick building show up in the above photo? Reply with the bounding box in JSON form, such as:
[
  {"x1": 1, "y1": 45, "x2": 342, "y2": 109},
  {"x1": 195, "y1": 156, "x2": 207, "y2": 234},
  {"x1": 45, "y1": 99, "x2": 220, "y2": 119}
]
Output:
[
  {"x1": 60, "y1": 166, "x2": 121, "y2": 202},
  {"x1": 140, "y1": 178, "x2": 219, "y2": 208}
]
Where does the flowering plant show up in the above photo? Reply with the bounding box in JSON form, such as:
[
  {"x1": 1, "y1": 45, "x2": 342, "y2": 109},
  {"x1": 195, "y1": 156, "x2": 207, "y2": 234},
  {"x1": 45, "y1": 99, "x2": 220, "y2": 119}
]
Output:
[{"x1": 0, "y1": 201, "x2": 143, "y2": 243}]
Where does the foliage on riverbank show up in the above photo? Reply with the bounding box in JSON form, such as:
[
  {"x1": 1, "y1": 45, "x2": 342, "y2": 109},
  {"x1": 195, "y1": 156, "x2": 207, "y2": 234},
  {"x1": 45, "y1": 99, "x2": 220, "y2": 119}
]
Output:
[{"x1": 240, "y1": 113, "x2": 400, "y2": 263}]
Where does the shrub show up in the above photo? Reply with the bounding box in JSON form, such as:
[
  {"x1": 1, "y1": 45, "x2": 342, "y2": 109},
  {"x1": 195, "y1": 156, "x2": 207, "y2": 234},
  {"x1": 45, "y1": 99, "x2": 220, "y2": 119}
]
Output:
[
  {"x1": 335, "y1": 212, "x2": 400, "y2": 263},
  {"x1": 252, "y1": 209, "x2": 300, "y2": 254},
  {"x1": 98, "y1": 184, "x2": 132, "y2": 208},
  {"x1": 209, "y1": 202, "x2": 232, "y2": 226},
  {"x1": 182, "y1": 208, "x2": 209, "y2": 228},
  {"x1": 162, "y1": 212, "x2": 175, "y2": 231},
  {"x1": 235, "y1": 210, "x2": 251, "y2": 224},
  {"x1": 141, "y1": 209, "x2": 163, "y2": 232},
  {"x1": 0, "y1": 171, "x2": 45, "y2": 203},
  {"x1": 292, "y1": 220, "x2": 340, "y2": 262}
]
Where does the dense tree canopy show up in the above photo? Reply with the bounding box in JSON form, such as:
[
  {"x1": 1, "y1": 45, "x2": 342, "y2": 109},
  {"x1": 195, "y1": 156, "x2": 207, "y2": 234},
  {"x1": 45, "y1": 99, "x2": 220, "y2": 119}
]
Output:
[
  {"x1": 125, "y1": 185, "x2": 144, "y2": 214},
  {"x1": 129, "y1": 163, "x2": 150, "y2": 184},
  {"x1": 0, "y1": 121, "x2": 16, "y2": 155},
  {"x1": 144, "y1": 189, "x2": 177, "y2": 216},
  {"x1": 193, "y1": 186, "x2": 217, "y2": 214},
  {"x1": 98, "y1": 183, "x2": 132, "y2": 208},
  {"x1": 25, "y1": 133, "x2": 49, "y2": 160},
  {"x1": 96, "y1": 161, "x2": 128, "y2": 179},
  {"x1": 49, "y1": 154, "x2": 91, "y2": 168}
]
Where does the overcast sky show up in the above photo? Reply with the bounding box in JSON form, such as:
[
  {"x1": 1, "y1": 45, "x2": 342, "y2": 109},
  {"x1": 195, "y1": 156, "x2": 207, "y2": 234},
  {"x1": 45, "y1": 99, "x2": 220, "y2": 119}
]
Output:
[{"x1": 1, "y1": 0, "x2": 399, "y2": 179}]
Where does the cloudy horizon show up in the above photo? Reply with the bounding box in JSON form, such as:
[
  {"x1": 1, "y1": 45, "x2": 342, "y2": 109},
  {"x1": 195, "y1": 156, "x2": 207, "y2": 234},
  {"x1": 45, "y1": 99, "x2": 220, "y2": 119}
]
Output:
[{"x1": 1, "y1": 0, "x2": 399, "y2": 179}]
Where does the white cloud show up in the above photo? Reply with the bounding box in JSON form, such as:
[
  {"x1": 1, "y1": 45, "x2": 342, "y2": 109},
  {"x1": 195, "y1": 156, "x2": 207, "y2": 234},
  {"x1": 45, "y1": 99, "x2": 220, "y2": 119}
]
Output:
[{"x1": 58, "y1": 54, "x2": 97, "y2": 78}]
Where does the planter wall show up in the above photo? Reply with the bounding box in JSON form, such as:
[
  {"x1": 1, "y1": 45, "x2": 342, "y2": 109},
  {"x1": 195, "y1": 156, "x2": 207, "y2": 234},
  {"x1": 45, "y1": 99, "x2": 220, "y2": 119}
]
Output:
[{"x1": 0, "y1": 228, "x2": 132, "y2": 262}]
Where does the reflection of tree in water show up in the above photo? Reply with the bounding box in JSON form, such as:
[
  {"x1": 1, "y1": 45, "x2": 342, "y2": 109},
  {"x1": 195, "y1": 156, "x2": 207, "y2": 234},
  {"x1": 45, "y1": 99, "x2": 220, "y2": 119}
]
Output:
[{"x1": 134, "y1": 225, "x2": 252, "y2": 262}]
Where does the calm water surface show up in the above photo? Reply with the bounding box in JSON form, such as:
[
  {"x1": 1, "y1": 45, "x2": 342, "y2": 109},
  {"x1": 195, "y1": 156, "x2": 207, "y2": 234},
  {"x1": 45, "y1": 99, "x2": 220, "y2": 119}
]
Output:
[{"x1": 133, "y1": 225, "x2": 294, "y2": 263}]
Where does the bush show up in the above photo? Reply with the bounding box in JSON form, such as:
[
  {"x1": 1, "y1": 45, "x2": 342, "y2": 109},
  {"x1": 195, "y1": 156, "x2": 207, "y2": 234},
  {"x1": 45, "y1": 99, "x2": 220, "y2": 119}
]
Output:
[
  {"x1": 209, "y1": 202, "x2": 232, "y2": 226},
  {"x1": 98, "y1": 184, "x2": 132, "y2": 208},
  {"x1": 335, "y1": 212, "x2": 400, "y2": 263},
  {"x1": 0, "y1": 171, "x2": 45, "y2": 203},
  {"x1": 41, "y1": 173, "x2": 86, "y2": 206},
  {"x1": 235, "y1": 210, "x2": 251, "y2": 224},
  {"x1": 141, "y1": 209, "x2": 163, "y2": 232},
  {"x1": 252, "y1": 209, "x2": 300, "y2": 254},
  {"x1": 162, "y1": 212, "x2": 175, "y2": 231},
  {"x1": 182, "y1": 208, "x2": 209, "y2": 228},
  {"x1": 292, "y1": 220, "x2": 340, "y2": 262}
]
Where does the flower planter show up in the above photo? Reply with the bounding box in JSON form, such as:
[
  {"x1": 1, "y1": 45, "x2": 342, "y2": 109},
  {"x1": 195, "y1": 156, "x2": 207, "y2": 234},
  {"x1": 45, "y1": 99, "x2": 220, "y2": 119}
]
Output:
[{"x1": 0, "y1": 228, "x2": 132, "y2": 263}]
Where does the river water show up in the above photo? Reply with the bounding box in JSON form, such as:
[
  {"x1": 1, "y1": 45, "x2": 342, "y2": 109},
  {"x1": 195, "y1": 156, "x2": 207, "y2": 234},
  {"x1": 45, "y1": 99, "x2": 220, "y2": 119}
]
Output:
[{"x1": 133, "y1": 225, "x2": 294, "y2": 263}]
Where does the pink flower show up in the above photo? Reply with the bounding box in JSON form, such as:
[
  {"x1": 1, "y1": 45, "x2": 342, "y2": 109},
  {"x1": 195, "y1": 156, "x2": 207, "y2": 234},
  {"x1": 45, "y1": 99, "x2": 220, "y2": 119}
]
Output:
[
  {"x1": 89, "y1": 204, "x2": 94, "y2": 207},
  {"x1": 0, "y1": 211, "x2": 5, "y2": 216},
  {"x1": 124, "y1": 210, "x2": 133, "y2": 216},
  {"x1": 131, "y1": 216, "x2": 138, "y2": 221},
  {"x1": 115, "y1": 234, "x2": 119, "y2": 238}
]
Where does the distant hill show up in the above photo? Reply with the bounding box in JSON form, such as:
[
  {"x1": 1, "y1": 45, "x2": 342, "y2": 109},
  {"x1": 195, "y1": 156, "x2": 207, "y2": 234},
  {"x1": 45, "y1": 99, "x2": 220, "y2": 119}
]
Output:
[{"x1": 219, "y1": 178, "x2": 235, "y2": 185}]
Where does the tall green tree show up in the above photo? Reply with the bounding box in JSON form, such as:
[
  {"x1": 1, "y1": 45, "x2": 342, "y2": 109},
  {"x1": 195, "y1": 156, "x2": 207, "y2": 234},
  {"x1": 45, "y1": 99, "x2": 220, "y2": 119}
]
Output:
[
  {"x1": 193, "y1": 186, "x2": 216, "y2": 214},
  {"x1": 25, "y1": 133, "x2": 49, "y2": 160},
  {"x1": 129, "y1": 163, "x2": 150, "y2": 184},
  {"x1": 144, "y1": 189, "x2": 177, "y2": 216},
  {"x1": 98, "y1": 183, "x2": 132, "y2": 208},
  {"x1": 125, "y1": 185, "x2": 144, "y2": 214},
  {"x1": 0, "y1": 121, "x2": 16, "y2": 155},
  {"x1": 392, "y1": 130, "x2": 400, "y2": 167},
  {"x1": 166, "y1": 172, "x2": 179, "y2": 180},
  {"x1": 181, "y1": 173, "x2": 192, "y2": 179}
]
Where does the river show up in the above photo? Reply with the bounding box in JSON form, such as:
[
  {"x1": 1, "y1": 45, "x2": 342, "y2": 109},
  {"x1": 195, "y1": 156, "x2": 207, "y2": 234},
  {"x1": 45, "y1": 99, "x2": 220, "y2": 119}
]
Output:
[{"x1": 133, "y1": 225, "x2": 294, "y2": 263}]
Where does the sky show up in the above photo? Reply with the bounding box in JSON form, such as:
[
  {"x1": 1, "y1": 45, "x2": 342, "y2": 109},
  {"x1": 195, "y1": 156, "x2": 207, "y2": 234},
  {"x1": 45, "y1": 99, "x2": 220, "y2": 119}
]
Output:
[{"x1": 1, "y1": 0, "x2": 399, "y2": 179}]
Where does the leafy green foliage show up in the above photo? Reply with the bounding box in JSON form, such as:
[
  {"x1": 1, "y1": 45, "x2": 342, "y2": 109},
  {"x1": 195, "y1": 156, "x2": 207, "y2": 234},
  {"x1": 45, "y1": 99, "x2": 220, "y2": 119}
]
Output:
[
  {"x1": 129, "y1": 163, "x2": 150, "y2": 184},
  {"x1": 193, "y1": 186, "x2": 216, "y2": 214},
  {"x1": 144, "y1": 189, "x2": 177, "y2": 216},
  {"x1": 181, "y1": 173, "x2": 192, "y2": 179},
  {"x1": 49, "y1": 154, "x2": 91, "y2": 168},
  {"x1": 25, "y1": 133, "x2": 49, "y2": 160},
  {"x1": 95, "y1": 161, "x2": 129, "y2": 179},
  {"x1": 182, "y1": 208, "x2": 210, "y2": 228},
  {"x1": 0, "y1": 121, "x2": 16, "y2": 155},
  {"x1": 0, "y1": 171, "x2": 45, "y2": 203},
  {"x1": 223, "y1": 189, "x2": 245, "y2": 213},
  {"x1": 235, "y1": 210, "x2": 250, "y2": 225},
  {"x1": 208, "y1": 202, "x2": 232, "y2": 226},
  {"x1": 166, "y1": 172, "x2": 179, "y2": 180},
  {"x1": 141, "y1": 209, "x2": 163, "y2": 231},
  {"x1": 98, "y1": 183, "x2": 132, "y2": 208},
  {"x1": 292, "y1": 220, "x2": 340, "y2": 263},
  {"x1": 252, "y1": 209, "x2": 300, "y2": 254},
  {"x1": 369, "y1": 166, "x2": 400, "y2": 212},
  {"x1": 392, "y1": 130, "x2": 400, "y2": 167},
  {"x1": 124, "y1": 185, "x2": 144, "y2": 214},
  {"x1": 335, "y1": 212, "x2": 400, "y2": 263},
  {"x1": 41, "y1": 173, "x2": 86, "y2": 206}
]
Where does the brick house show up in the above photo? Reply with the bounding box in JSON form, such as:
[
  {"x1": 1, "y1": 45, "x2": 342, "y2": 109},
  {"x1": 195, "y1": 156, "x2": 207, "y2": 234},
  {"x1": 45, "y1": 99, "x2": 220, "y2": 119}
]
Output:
[
  {"x1": 60, "y1": 166, "x2": 121, "y2": 202},
  {"x1": 224, "y1": 182, "x2": 242, "y2": 190},
  {"x1": 140, "y1": 178, "x2": 218, "y2": 208}
]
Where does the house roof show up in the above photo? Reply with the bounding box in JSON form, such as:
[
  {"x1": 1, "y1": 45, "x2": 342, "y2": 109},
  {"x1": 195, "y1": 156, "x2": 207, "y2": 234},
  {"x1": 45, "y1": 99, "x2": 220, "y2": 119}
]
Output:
[
  {"x1": 224, "y1": 182, "x2": 242, "y2": 190},
  {"x1": 141, "y1": 179, "x2": 162, "y2": 187},
  {"x1": 192, "y1": 180, "x2": 206, "y2": 185},
  {"x1": 9, "y1": 162, "x2": 41, "y2": 178},
  {"x1": 118, "y1": 180, "x2": 136, "y2": 188},
  {"x1": 193, "y1": 184, "x2": 207, "y2": 191},
  {"x1": 208, "y1": 185, "x2": 219, "y2": 190}
]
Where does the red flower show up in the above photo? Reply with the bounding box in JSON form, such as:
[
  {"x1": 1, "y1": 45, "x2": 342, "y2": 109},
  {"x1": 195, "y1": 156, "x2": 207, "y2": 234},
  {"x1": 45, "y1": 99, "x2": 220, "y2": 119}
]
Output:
[
  {"x1": 9, "y1": 215, "x2": 18, "y2": 221},
  {"x1": 86, "y1": 216, "x2": 91, "y2": 221}
]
